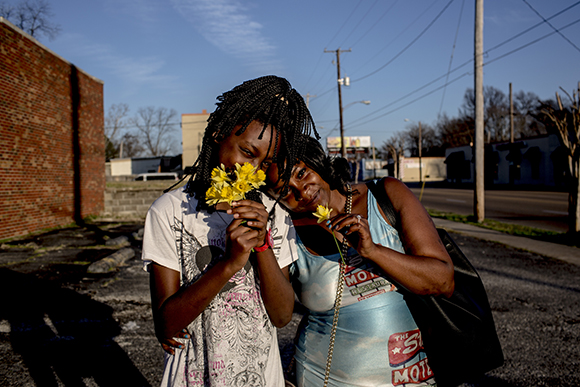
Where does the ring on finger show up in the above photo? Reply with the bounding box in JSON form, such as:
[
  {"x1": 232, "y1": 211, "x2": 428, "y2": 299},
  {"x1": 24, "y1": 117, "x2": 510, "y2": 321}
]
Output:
[{"x1": 356, "y1": 214, "x2": 361, "y2": 223}]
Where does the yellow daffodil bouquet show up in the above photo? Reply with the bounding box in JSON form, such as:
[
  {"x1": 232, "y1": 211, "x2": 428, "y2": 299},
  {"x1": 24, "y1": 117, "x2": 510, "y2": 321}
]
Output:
[{"x1": 205, "y1": 162, "x2": 266, "y2": 206}]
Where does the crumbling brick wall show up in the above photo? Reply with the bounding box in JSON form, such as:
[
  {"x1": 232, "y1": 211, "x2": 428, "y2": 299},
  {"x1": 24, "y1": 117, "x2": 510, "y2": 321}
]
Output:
[{"x1": 0, "y1": 18, "x2": 104, "y2": 240}]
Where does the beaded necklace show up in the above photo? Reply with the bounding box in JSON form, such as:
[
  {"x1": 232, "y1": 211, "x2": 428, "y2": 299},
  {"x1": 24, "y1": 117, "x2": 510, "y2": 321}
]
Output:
[{"x1": 323, "y1": 183, "x2": 352, "y2": 386}]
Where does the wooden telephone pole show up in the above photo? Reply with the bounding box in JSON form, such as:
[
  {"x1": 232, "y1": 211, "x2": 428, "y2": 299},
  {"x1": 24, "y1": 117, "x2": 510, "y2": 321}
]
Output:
[
  {"x1": 474, "y1": 0, "x2": 485, "y2": 222},
  {"x1": 325, "y1": 48, "x2": 351, "y2": 158}
]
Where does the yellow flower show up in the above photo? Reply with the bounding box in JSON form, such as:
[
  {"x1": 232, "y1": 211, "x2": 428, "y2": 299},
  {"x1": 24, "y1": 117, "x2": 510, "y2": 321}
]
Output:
[
  {"x1": 206, "y1": 162, "x2": 265, "y2": 206},
  {"x1": 236, "y1": 162, "x2": 255, "y2": 180},
  {"x1": 233, "y1": 179, "x2": 251, "y2": 195},
  {"x1": 313, "y1": 205, "x2": 333, "y2": 223},
  {"x1": 205, "y1": 186, "x2": 221, "y2": 206},
  {"x1": 211, "y1": 164, "x2": 231, "y2": 188},
  {"x1": 248, "y1": 169, "x2": 266, "y2": 189},
  {"x1": 219, "y1": 185, "x2": 235, "y2": 203}
]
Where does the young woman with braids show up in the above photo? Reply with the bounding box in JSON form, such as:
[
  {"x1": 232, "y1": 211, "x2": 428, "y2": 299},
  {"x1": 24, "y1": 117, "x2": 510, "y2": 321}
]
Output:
[
  {"x1": 265, "y1": 136, "x2": 454, "y2": 387},
  {"x1": 141, "y1": 76, "x2": 317, "y2": 386}
]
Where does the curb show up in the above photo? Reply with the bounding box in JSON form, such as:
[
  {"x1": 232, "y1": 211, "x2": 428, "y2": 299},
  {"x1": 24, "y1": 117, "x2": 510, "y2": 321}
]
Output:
[{"x1": 433, "y1": 218, "x2": 580, "y2": 266}]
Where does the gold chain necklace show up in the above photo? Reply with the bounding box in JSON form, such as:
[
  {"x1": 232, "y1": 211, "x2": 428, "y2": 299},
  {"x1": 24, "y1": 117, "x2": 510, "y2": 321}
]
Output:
[{"x1": 323, "y1": 184, "x2": 352, "y2": 387}]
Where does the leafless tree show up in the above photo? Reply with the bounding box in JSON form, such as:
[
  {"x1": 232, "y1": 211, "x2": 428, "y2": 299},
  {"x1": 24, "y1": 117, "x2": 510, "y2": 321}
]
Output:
[
  {"x1": 381, "y1": 133, "x2": 405, "y2": 179},
  {"x1": 404, "y1": 122, "x2": 441, "y2": 157},
  {"x1": 119, "y1": 133, "x2": 145, "y2": 159},
  {"x1": 435, "y1": 113, "x2": 474, "y2": 148},
  {"x1": 459, "y1": 86, "x2": 546, "y2": 144},
  {"x1": 539, "y1": 83, "x2": 580, "y2": 235},
  {"x1": 131, "y1": 106, "x2": 178, "y2": 157},
  {"x1": 461, "y1": 86, "x2": 510, "y2": 143},
  {"x1": 105, "y1": 103, "x2": 130, "y2": 159},
  {"x1": 0, "y1": 0, "x2": 60, "y2": 40}
]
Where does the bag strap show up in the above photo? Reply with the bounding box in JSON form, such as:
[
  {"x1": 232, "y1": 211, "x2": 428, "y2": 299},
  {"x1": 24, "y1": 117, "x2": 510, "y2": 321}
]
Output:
[
  {"x1": 366, "y1": 178, "x2": 418, "y2": 295},
  {"x1": 366, "y1": 178, "x2": 399, "y2": 231}
]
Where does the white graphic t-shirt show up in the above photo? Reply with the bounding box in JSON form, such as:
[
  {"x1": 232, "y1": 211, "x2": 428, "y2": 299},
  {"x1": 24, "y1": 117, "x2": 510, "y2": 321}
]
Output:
[{"x1": 142, "y1": 186, "x2": 298, "y2": 387}]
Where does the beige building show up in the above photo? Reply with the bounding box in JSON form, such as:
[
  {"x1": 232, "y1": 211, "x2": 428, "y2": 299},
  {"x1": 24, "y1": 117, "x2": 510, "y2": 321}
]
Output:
[
  {"x1": 181, "y1": 110, "x2": 211, "y2": 169},
  {"x1": 400, "y1": 157, "x2": 447, "y2": 183}
]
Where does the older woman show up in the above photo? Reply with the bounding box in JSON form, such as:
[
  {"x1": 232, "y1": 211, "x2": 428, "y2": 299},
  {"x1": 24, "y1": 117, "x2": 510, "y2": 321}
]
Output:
[{"x1": 265, "y1": 136, "x2": 454, "y2": 387}]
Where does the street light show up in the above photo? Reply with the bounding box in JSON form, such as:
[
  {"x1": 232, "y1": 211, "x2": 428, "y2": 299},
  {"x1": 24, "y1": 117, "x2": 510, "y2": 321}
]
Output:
[
  {"x1": 404, "y1": 118, "x2": 422, "y2": 185},
  {"x1": 340, "y1": 100, "x2": 371, "y2": 157},
  {"x1": 343, "y1": 100, "x2": 371, "y2": 110}
]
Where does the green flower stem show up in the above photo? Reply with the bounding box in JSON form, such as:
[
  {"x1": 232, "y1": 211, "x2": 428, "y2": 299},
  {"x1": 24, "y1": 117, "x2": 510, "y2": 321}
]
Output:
[{"x1": 331, "y1": 231, "x2": 346, "y2": 265}]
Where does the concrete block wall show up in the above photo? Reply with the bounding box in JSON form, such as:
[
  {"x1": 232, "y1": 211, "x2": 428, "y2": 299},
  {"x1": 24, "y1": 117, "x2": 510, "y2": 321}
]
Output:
[
  {"x1": 103, "y1": 188, "x2": 164, "y2": 219},
  {"x1": 0, "y1": 19, "x2": 104, "y2": 240}
]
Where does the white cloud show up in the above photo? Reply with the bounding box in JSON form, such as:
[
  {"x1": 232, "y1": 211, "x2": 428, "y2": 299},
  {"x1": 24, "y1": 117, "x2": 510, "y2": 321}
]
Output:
[
  {"x1": 171, "y1": 0, "x2": 281, "y2": 71},
  {"x1": 104, "y1": 0, "x2": 161, "y2": 23},
  {"x1": 57, "y1": 32, "x2": 179, "y2": 91}
]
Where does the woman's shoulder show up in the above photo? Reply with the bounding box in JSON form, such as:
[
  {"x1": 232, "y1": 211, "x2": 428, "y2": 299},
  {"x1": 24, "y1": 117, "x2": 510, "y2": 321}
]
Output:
[{"x1": 149, "y1": 185, "x2": 197, "y2": 213}]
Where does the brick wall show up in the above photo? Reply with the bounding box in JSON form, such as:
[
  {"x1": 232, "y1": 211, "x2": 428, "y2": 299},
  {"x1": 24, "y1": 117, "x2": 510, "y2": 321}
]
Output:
[{"x1": 0, "y1": 19, "x2": 105, "y2": 240}]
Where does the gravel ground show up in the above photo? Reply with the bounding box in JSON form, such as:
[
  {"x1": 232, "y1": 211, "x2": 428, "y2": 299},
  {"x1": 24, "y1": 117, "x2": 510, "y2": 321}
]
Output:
[{"x1": 1, "y1": 221, "x2": 578, "y2": 386}]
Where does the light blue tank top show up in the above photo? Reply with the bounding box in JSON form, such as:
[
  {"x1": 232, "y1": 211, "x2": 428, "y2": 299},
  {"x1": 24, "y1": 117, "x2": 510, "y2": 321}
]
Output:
[{"x1": 290, "y1": 186, "x2": 436, "y2": 386}]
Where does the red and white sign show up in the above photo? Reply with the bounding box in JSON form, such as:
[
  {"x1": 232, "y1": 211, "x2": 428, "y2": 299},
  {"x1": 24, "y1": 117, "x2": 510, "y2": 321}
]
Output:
[{"x1": 388, "y1": 329, "x2": 423, "y2": 366}]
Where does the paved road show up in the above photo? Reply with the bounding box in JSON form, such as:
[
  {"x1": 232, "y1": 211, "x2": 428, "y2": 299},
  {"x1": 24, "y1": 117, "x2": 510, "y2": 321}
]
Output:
[
  {"x1": 1, "y1": 221, "x2": 579, "y2": 386},
  {"x1": 410, "y1": 187, "x2": 569, "y2": 233}
]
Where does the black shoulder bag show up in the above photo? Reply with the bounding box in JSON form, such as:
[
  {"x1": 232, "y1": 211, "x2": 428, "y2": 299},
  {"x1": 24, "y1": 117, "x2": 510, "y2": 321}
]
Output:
[{"x1": 366, "y1": 179, "x2": 504, "y2": 387}]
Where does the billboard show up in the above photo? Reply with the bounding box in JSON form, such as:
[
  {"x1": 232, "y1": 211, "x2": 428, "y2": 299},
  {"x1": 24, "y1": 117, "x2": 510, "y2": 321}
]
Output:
[{"x1": 327, "y1": 136, "x2": 371, "y2": 150}]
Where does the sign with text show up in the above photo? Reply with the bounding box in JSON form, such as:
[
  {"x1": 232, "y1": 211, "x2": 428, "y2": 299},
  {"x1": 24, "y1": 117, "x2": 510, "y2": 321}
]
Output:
[{"x1": 327, "y1": 136, "x2": 371, "y2": 150}]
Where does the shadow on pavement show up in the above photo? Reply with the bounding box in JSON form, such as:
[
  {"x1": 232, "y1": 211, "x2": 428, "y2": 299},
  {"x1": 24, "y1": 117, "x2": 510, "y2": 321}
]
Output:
[{"x1": 0, "y1": 267, "x2": 151, "y2": 386}]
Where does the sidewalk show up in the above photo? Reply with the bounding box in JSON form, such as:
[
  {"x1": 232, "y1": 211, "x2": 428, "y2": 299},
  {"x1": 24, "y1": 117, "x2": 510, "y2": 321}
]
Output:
[{"x1": 433, "y1": 218, "x2": 580, "y2": 266}]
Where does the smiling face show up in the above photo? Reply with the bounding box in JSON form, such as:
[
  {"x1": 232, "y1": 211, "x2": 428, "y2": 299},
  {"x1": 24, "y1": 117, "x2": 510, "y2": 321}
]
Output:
[
  {"x1": 216, "y1": 120, "x2": 278, "y2": 173},
  {"x1": 266, "y1": 160, "x2": 331, "y2": 214}
]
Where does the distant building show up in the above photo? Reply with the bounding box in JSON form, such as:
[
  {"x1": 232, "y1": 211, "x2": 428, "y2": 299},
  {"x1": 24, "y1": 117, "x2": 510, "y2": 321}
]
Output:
[
  {"x1": 107, "y1": 155, "x2": 182, "y2": 181},
  {"x1": 181, "y1": 111, "x2": 210, "y2": 170},
  {"x1": 400, "y1": 157, "x2": 447, "y2": 183},
  {"x1": 444, "y1": 134, "x2": 565, "y2": 189}
]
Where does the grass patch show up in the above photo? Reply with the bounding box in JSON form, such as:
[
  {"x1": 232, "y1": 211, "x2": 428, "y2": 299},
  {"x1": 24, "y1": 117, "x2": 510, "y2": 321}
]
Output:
[{"x1": 427, "y1": 209, "x2": 579, "y2": 248}]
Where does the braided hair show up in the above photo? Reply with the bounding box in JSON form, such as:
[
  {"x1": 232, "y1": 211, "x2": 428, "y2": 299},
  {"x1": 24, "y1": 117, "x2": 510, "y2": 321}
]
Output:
[
  {"x1": 299, "y1": 135, "x2": 351, "y2": 196},
  {"x1": 184, "y1": 75, "x2": 318, "y2": 211}
]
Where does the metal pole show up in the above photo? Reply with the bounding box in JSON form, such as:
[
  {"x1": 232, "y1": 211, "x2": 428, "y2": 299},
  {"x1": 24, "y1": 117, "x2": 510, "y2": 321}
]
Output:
[{"x1": 474, "y1": 0, "x2": 485, "y2": 222}]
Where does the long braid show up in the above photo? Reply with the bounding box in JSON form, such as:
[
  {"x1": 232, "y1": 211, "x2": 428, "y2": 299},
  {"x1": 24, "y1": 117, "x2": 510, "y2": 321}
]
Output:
[{"x1": 183, "y1": 75, "x2": 318, "y2": 211}]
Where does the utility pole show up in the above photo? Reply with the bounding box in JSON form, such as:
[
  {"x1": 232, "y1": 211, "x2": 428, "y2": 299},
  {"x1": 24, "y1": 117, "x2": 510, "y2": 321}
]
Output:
[
  {"x1": 325, "y1": 48, "x2": 351, "y2": 158},
  {"x1": 418, "y1": 121, "x2": 422, "y2": 184},
  {"x1": 509, "y1": 82, "x2": 514, "y2": 143},
  {"x1": 474, "y1": 0, "x2": 485, "y2": 222},
  {"x1": 303, "y1": 92, "x2": 316, "y2": 108}
]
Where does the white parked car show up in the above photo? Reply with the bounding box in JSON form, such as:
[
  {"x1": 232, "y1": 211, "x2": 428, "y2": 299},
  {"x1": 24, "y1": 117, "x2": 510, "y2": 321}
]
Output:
[{"x1": 134, "y1": 172, "x2": 179, "y2": 181}]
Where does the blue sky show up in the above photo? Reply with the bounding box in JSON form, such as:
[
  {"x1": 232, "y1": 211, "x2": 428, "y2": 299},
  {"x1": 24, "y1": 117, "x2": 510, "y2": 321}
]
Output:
[{"x1": 23, "y1": 0, "x2": 580, "y2": 155}]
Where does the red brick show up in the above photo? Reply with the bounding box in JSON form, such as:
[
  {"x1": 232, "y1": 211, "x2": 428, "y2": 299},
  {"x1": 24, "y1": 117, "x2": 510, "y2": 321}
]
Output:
[{"x1": 0, "y1": 20, "x2": 104, "y2": 240}]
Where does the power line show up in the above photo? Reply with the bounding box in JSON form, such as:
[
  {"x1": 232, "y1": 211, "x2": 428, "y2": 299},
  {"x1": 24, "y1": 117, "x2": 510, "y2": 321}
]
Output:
[
  {"x1": 485, "y1": 17, "x2": 580, "y2": 66},
  {"x1": 349, "y1": 0, "x2": 400, "y2": 49},
  {"x1": 324, "y1": 0, "x2": 364, "y2": 49},
  {"x1": 337, "y1": 0, "x2": 380, "y2": 48},
  {"x1": 438, "y1": 0, "x2": 466, "y2": 117},
  {"x1": 522, "y1": 0, "x2": 580, "y2": 53},
  {"x1": 349, "y1": 0, "x2": 443, "y2": 78},
  {"x1": 352, "y1": 0, "x2": 456, "y2": 83},
  {"x1": 346, "y1": 71, "x2": 471, "y2": 132},
  {"x1": 342, "y1": 3, "x2": 580, "y2": 131}
]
